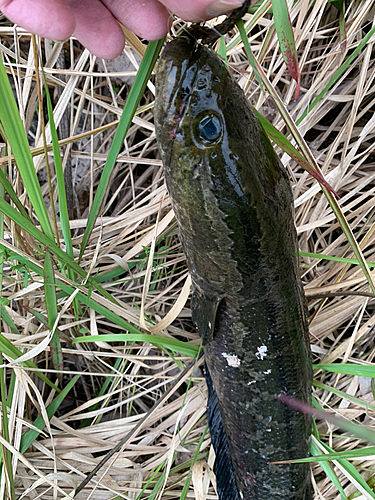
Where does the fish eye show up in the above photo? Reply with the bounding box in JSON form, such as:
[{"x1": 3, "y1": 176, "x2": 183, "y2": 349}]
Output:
[{"x1": 196, "y1": 113, "x2": 223, "y2": 143}]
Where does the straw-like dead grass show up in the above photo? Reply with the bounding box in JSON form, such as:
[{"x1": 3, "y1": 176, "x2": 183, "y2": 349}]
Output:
[{"x1": 1, "y1": 0, "x2": 375, "y2": 499}]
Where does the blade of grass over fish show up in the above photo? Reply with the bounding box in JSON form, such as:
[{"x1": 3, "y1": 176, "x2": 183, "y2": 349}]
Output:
[
  {"x1": 299, "y1": 251, "x2": 375, "y2": 268},
  {"x1": 296, "y1": 23, "x2": 375, "y2": 125},
  {"x1": 0, "y1": 198, "x2": 117, "y2": 303},
  {"x1": 238, "y1": 20, "x2": 375, "y2": 295},
  {"x1": 79, "y1": 38, "x2": 165, "y2": 261},
  {"x1": 20, "y1": 375, "x2": 79, "y2": 453},
  {"x1": 271, "y1": 0, "x2": 300, "y2": 96},
  {"x1": 0, "y1": 58, "x2": 54, "y2": 241},
  {"x1": 254, "y1": 110, "x2": 336, "y2": 192},
  {"x1": 44, "y1": 252, "x2": 63, "y2": 374},
  {"x1": 72, "y1": 334, "x2": 200, "y2": 358}
]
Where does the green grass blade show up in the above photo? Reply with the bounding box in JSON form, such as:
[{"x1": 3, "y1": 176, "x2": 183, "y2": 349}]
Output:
[
  {"x1": 44, "y1": 80, "x2": 74, "y2": 261},
  {"x1": 271, "y1": 0, "x2": 300, "y2": 90},
  {"x1": 226, "y1": 0, "x2": 272, "y2": 53},
  {"x1": 314, "y1": 363, "x2": 375, "y2": 378},
  {"x1": 20, "y1": 375, "x2": 79, "y2": 453},
  {"x1": 0, "y1": 303, "x2": 20, "y2": 336},
  {"x1": 0, "y1": 170, "x2": 31, "y2": 221},
  {"x1": 314, "y1": 380, "x2": 375, "y2": 412},
  {"x1": 44, "y1": 252, "x2": 63, "y2": 373},
  {"x1": 311, "y1": 421, "x2": 347, "y2": 500},
  {"x1": 72, "y1": 334, "x2": 200, "y2": 358},
  {"x1": 254, "y1": 109, "x2": 336, "y2": 192},
  {"x1": 0, "y1": 152, "x2": 14, "y2": 498},
  {"x1": 312, "y1": 432, "x2": 375, "y2": 499},
  {"x1": 0, "y1": 58, "x2": 54, "y2": 240},
  {"x1": 79, "y1": 38, "x2": 165, "y2": 261},
  {"x1": 218, "y1": 37, "x2": 228, "y2": 65},
  {"x1": 299, "y1": 251, "x2": 375, "y2": 268},
  {"x1": 330, "y1": 0, "x2": 347, "y2": 48},
  {"x1": 136, "y1": 462, "x2": 165, "y2": 500},
  {"x1": 290, "y1": 446, "x2": 375, "y2": 464}
]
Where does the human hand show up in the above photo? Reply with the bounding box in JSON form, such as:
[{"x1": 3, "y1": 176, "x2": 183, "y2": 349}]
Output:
[{"x1": 0, "y1": 0, "x2": 245, "y2": 59}]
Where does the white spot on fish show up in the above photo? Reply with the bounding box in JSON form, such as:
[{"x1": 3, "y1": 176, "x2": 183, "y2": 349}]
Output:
[
  {"x1": 221, "y1": 352, "x2": 241, "y2": 368},
  {"x1": 208, "y1": 321, "x2": 211, "y2": 329},
  {"x1": 263, "y1": 369, "x2": 271, "y2": 375},
  {"x1": 248, "y1": 380, "x2": 256, "y2": 385},
  {"x1": 256, "y1": 345, "x2": 268, "y2": 360}
]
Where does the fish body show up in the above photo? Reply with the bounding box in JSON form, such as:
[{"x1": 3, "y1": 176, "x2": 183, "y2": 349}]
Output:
[{"x1": 155, "y1": 36, "x2": 312, "y2": 500}]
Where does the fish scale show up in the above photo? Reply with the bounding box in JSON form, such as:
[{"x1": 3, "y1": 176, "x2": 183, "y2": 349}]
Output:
[{"x1": 155, "y1": 35, "x2": 312, "y2": 500}]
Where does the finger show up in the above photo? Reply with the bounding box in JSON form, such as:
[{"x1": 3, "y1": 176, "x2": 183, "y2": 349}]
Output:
[
  {"x1": 158, "y1": 0, "x2": 246, "y2": 22},
  {"x1": 0, "y1": 0, "x2": 75, "y2": 40},
  {"x1": 66, "y1": 0, "x2": 125, "y2": 59},
  {"x1": 103, "y1": 0, "x2": 172, "y2": 41}
]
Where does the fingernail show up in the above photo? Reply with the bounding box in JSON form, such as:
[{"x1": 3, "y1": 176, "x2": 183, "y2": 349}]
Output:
[{"x1": 205, "y1": 0, "x2": 245, "y2": 17}]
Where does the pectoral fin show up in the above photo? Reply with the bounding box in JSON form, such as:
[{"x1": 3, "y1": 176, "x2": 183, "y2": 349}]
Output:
[{"x1": 191, "y1": 285, "x2": 222, "y2": 344}]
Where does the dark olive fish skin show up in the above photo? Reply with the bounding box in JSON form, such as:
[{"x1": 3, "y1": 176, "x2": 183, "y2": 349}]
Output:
[{"x1": 155, "y1": 36, "x2": 312, "y2": 500}]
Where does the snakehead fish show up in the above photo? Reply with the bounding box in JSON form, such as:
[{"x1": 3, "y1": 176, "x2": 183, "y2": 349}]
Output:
[{"x1": 154, "y1": 36, "x2": 312, "y2": 500}]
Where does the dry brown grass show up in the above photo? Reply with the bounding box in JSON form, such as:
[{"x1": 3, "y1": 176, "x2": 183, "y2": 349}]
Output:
[{"x1": 1, "y1": 0, "x2": 375, "y2": 499}]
